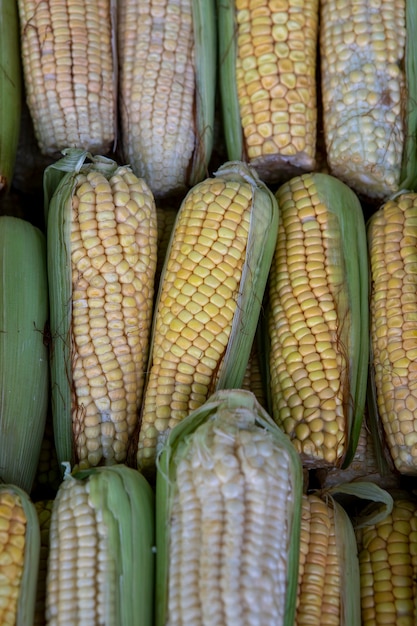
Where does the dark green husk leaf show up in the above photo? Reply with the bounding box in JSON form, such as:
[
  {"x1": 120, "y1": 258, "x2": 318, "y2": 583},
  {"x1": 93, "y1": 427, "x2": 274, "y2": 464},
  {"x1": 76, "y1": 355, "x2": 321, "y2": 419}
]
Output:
[
  {"x1": 0, "y1": 216, "x2": 49, "y2": 492},
  {"x1": 0, "y1": 1, "x2": 21, "y2": 194}
]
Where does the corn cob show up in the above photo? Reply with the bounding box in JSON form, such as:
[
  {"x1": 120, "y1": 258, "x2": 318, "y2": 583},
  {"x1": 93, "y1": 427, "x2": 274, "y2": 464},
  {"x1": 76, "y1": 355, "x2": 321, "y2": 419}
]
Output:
[
  {"x1": 45, "y1": 464, "x2": 154, "y2": 626},
  {"x1": 0, "y1": 216, "x2": 49, "y2": 493},
  {"x1": 156, "y1": 388, "x2": 303, "y2": 626},
  {"x1": 355, "y1": 494, "x2": 417, "y2": 625},
  {"x1": 295, "y1": 493, "x2": 361, "y2": 626},
  {"x1": 117, "y1": 0, "x2": 216, "y2": 199},
  {"x1": 0, "y1": 0, "x2": 21, "y2": 193},
  {"x1": 45, "y1": 149, "x2": 158, "y2": 471},
  {"x1": 218, "y1": 0, "x2": 319, "y2": 184},
  {"x1": 34, "y1": 500, "x2": 53, "y2": 626},
  {"x1": 368, "y1": 191, "x2": 417, "y2": 475},
  {"x1": 135, "y1": 160, "x2": 279, "y2": 475},
  {"x1": 0, "y1": 484, "x2": 40, "y2": 626},
  {"x1": 267, "y1": 172, "x2": 368, "y2": 469},
  {"x1": 320, "y1": 0, "x2": 417, "y2": 200},
  {"x1": 17, "y1": 0, "x2": 116, "y2": 157}
]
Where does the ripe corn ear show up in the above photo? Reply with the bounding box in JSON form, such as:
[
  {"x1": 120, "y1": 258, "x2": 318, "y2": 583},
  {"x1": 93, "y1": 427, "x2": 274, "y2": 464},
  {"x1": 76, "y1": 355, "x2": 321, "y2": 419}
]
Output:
[
  {"x1": 0, "y1": 0, "x2": 21, "y2": 193},
  {"x1": 320, "y1": 0, "x2": 417, "y2": 199},
  {"x1": 45, "y1": 464, "x2": 155, "y2": 626},
  {"x1": 45, "y1": 149, "x2": 158, "y2": 471},
  {"x1": 0, "y1": 216, "x2": 49, "y2": 493},
  {"x1": 135, "y1": 160, "x2": 279, "y2": 475},
  {"x1": 368, "y1": 191, "x2": 417, "y2": 475},
  {"x1": 117, "y1": 0, "x2": 216, "y2": 199},
  {"x1": 218, "y1": 0, "x2": 319, "y2": 184},
  {"x1": 17, "y1": 0, "x2": 116, "y2": 157},
  {"x1": 267, "y1": 172, "x2": 368, "y2": 469},
  {"x1": 156, "y1": 388, "x2": 303, "y2": 626},
  {"x1": 295, "y1": 493, "x2": 361, "y2": 626},
  {"x1": 355, "y1": 495, "x2": 417, "y2": 625},
  {"x1": 0, "y1": 484, "x2": 40, "y2": 626}
]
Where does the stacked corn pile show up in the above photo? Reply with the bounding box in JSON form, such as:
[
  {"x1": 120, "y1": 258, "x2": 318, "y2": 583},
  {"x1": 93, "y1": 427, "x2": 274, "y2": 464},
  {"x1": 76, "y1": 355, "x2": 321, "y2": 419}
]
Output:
[{"x1": 1, "y1": 0, "x2": 417, "y2": 624}]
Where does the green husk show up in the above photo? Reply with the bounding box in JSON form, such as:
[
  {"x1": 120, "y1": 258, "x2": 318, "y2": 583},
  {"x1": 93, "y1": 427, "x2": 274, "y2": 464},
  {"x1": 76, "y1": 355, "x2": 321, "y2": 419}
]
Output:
[
  {"x1": 313, "y1": 481, "x2": 394, "y2": 625},
  {"x1": 0, "y1": 484, "x2": 41, "y2": 626},
  {"x1": 326, "y1": 480, "x2": 394, "y2": 529},
  {"x1": 188, "y1": 0, "x2": 217, "y2": 186},
  {"x1": 330, "y1": 500, "x2": 361, "y2": 626},
  {"x1": 86, "y1": 465, "x2": 155, "y2": 626},
  {"x1": 216, "y1": 0, "x2": 243, "y2": 162},
  {"x1": 156, "y1": 388, "x2": 303, "y2": 626},
  {"x1": 400, "y1": 0, "x2": 417, "y2": 191},
  {"x1": 0, "y1": 0, "x2": 21, "y2": 193},
  {"x1": 365, "y1": 370, "x2": 399, "y2": 481},
  {"x1": 214, "y1": 162, "x2": 279, "y2": 389},
  {"x1": 0, "y1": 216, "x2": 49, "y2": 492},
  {"x1": 313, "y1": 173, "x2": 369, "y2": 467}
]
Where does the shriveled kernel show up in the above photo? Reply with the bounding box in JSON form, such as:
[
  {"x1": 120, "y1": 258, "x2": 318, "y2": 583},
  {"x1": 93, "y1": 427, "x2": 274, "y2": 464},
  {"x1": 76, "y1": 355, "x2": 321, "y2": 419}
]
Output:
[{"x1": 68, "y1": 167, "x2": 157, "y2": 468}]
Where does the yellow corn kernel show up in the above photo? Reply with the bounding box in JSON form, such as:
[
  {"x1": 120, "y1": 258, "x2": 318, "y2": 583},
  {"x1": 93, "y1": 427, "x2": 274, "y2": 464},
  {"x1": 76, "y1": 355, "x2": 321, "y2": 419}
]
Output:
[
  {"x1": 222, "y1": 0, "x2": 319, "y2": 182},
  {"x1": 368, "y1": 192, "x2": 417, "y2": 474},
  {"x1": 137, "y1": 176, "x2": 252, "y2": 471},
  {"x1": 70, "y1": 168, "x2": 157, "y2": 468},
  {"x1": 320, "y1": 0, "x2": 406, "y2": 199},
  {"x1": 136, "y1": 161, "x2": 278, "y2": 475},
  {"x1": 356, "y1": 497, "x2": 417, "y2": 625},
  {"x1": 296, "y1": 494, "x2": 341, "y2": 626},
  {"x1": 316, "y1": 408, "x2": 399, "y2": 490},
  {"x1": 17, "y1": 0, "x2": 116, "y2": 156},
  {"x1": 0, "y1": 490, "x2": 27, "y2": 626}
]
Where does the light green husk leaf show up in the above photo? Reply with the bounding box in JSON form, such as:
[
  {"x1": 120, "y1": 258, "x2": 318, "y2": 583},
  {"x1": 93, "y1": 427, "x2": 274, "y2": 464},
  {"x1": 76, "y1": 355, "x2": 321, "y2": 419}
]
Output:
[
  {"x1": 314, "y1": 173, "x2": 369, "y2": 467},
  {"x1": 189, "y1": 0, "x2": 216, "y2": 186},
  {"x1": 366, "y1": 368, "x2": 399, "y2": 479},
  {"x1": 216, "y1": 0, "x2": 243, "y2": 161},
  {"x1": 58, "y1": 465, "x2": 155, "y2": 626},
  {"x1": 156, "y1": 388, "x2": 303, "y2": 626},
  {"x1": 0, "y1": 216, "x2": 49, "y2": 492},
  {"x1": 86, "y1": 465, "x2": 155, "y2": 626},
  {"x1": 214, "y1": 161, "x2": 279, "y2": 389},
  {"x1": 400, "y1": 0, "x2": 417, "y2": 191},
  {"x1": 326, "y1": 480, "x2": 394, "y2": 529},
  {"x1": 330, "y1": 499, "x2": 361, "y2": 626},
  {"x1": 0, "y1": 1, "x2": 21, "y2": 193}
]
